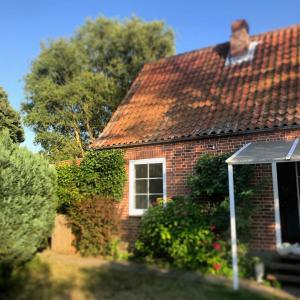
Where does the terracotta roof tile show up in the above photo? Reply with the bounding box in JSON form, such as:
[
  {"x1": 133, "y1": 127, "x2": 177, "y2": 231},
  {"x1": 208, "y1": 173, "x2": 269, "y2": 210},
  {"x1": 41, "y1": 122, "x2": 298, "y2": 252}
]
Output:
[{"x1": 91, "y1": 24, "x2": 300, "y2": 149}]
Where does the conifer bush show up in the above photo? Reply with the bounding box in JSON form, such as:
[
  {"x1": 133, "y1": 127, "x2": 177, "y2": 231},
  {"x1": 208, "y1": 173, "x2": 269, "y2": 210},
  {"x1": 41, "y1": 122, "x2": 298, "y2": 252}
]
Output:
[{"x1": 0, "y1": 130, "x2": 57, "y2": 273}]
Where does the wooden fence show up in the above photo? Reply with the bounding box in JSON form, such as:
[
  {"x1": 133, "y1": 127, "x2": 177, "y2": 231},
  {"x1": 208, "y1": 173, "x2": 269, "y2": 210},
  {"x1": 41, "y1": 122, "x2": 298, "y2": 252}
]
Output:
[{"x1": 51, "y1": 214, "x2": 77, "y2": 254}]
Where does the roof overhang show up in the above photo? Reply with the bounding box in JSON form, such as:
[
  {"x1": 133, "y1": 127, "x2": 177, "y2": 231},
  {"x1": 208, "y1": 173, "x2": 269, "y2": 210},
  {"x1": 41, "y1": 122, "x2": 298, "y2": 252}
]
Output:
[{"x1": 226, "y1": 138, "x2": 300, "y2": 165}]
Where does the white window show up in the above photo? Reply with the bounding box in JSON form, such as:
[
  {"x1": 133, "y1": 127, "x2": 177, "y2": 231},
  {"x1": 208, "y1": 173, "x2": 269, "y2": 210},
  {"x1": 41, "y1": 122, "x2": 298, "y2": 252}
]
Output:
[{"x1": 129, "y1": 158, "x2": 166, "y2": 216}]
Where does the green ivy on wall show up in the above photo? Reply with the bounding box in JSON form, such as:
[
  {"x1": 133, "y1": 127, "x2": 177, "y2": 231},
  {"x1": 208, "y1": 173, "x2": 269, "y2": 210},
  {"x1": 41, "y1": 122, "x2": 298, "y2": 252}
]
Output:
[{"x1": 56, "y1": 149, "x2": 126, "y2": 212}]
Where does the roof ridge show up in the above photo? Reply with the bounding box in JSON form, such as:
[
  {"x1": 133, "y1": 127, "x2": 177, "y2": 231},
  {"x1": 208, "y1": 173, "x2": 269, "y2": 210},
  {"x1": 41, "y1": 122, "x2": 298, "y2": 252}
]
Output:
[{"x1": 143, "y1": 23, "x2": 300, "y2": 67}]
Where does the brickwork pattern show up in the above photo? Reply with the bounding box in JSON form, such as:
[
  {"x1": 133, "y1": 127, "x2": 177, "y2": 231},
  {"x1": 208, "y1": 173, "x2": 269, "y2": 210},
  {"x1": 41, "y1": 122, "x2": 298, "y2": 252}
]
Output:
[{"x1": 118, "y1": 129, "x2": 300, "y2": 251}]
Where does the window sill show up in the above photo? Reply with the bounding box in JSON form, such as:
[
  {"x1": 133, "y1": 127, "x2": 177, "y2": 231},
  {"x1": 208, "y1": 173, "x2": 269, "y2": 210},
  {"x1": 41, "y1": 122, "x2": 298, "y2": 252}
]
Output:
[{"x1": 129, "y1": 209, "x2": 147, "y2": 217}]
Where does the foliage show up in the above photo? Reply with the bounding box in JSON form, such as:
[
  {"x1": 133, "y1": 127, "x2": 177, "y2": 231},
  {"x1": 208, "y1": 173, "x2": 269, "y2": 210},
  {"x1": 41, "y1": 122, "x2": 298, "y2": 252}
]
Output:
[
  {"x1": 136, "y1": 153, "x2": 264, "y2": 276},
  {"x1": 22, "y1": 16, "x2": 175, "y2": 162},
  {"x1": 187, "y1": 153, "x2": 262, "y2": 240},
  {"x1": 0, "y1": 87, "x2": 24, "y2": 143},
  {"x1": 74, "y1": 16, "x2": 175, "y2": 93},
  {"x1": 78, "y1": 150, "x2": 126, "y2": 200},
  {"x1": 0, "y1": 130, "x2": 57, "y2": 272},
  {"x1": 68, "y1": 196, "x2": 120, "y2": 256},
  {"x1": 56, "y1": 149, "x2": 126, "y2": 212},
  {"x1": 56, "y1": 162, "x2": 82, "y2": 212},
  {"x1": 135, "y1": 198, "x2": 232, "y2": 275}
]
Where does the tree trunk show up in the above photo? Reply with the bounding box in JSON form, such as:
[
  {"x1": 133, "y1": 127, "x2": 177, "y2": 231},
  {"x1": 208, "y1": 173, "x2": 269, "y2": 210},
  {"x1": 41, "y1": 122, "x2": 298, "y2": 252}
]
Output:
[
  {"x1": 86, "y1": 121, "x2": 94, "y2": 142},
  {"x1": 74, "y1": 127, "x2": 84, "y2": 157}
]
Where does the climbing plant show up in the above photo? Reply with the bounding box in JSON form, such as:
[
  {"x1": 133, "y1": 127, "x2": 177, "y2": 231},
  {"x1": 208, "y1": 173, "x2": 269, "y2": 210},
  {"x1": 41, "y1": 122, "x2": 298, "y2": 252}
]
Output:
[{"x1": 56, "y1": 149, "x2": 126, "y2": 212}]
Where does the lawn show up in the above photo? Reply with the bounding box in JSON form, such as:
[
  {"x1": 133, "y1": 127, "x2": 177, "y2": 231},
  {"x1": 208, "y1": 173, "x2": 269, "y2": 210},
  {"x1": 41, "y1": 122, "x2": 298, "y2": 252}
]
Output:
[{"x1": 0, "y1": 251, "x2": 286, "y2": 300}]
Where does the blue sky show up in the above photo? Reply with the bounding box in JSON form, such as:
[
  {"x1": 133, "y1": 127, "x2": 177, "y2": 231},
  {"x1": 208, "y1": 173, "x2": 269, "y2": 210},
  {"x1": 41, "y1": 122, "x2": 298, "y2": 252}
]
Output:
[{"x1": 1, "y1": 0, "x2": 299, "y2": 151}]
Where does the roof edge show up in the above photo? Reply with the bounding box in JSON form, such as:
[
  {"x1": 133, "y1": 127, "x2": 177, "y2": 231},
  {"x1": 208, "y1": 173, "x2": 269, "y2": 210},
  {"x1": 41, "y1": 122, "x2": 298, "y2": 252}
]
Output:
[{"x1": 90, "y1": 125, "x2": 300, "y2": 150}]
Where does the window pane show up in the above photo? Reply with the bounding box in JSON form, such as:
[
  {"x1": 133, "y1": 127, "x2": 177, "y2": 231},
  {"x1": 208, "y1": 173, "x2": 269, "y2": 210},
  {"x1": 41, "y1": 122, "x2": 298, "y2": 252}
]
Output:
[
  {"x1": 136, "y1": 195, "x2": 148, "y2": 209},
  {"x1": 135, "y1": 164, "x2": 148, "y2": 178},
  {"x1": 136, "y1": 179, "x2": 147, "y2": 193},
  {"x1": 149, "y1": 163, "x2": 163, "y2": 178},
  {"x1": 149, "y1": 179, "x2": 163, "y2": 193},
  {"x1": 149, "y1": 194, "x2": 163, "y2": 206}
]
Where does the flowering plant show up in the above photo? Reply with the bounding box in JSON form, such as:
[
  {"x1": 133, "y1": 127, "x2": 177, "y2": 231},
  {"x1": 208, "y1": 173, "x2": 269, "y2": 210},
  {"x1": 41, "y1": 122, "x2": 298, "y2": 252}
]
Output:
[{"x1": 135, "y1": 198, "x2": 232, "y2": 275}]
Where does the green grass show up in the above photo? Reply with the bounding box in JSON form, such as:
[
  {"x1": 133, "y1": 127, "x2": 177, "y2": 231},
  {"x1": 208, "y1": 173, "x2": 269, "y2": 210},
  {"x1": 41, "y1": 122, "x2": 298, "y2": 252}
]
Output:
[
  {"x1": 0, "y1": 254, "x2": 284, "y2": 300},
  {"x1": 83, "y1": 267, "x2": 280, "y2": 300}
]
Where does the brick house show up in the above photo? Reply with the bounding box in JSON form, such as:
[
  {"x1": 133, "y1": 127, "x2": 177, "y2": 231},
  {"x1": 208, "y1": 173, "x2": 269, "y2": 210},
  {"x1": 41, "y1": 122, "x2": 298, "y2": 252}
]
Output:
[{"x1": 90, "y1": 20, "x2": 300, "y2": 253}]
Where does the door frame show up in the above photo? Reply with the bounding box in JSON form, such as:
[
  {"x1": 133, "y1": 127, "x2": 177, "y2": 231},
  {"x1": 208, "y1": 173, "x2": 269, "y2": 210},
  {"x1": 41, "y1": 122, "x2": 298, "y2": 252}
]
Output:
[
  {"x1": 272, "y1": 161, "x2": 300, "y2": 248},
  {"x1": 272, "y1": 162, "x2": 282, "y2": 249}
]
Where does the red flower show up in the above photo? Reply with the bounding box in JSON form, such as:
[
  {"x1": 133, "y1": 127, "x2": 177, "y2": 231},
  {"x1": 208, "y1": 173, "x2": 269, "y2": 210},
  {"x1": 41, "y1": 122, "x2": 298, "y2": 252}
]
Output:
[
  {"x1": 213, "y1": 242, "x2": 221, "y2": 251},
  {"x1": 213, "y1": 263, "x2": 221, "y2": 271},
  {"x1": 210, "y1": 224, "x2": 216, "y2": 232}
]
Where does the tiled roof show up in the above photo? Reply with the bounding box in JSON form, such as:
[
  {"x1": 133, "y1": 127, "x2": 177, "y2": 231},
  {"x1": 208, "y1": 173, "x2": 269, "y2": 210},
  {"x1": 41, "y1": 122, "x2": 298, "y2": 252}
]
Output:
[{"x1": 91, "y1": 24, "x2": 300, "y2": 149}]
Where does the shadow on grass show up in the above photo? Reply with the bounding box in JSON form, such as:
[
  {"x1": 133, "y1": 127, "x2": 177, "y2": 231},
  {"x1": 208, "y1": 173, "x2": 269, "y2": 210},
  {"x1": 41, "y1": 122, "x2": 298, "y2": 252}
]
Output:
[
  {"x1": 80, "y1": 262, "x2": 279, "y2": 300},
  {"x1": 0, "y1": 257, "x2": 284, "y2": 300},
  {"x1": 0, "y1": 258, "x2": 74, "y2": 300}
]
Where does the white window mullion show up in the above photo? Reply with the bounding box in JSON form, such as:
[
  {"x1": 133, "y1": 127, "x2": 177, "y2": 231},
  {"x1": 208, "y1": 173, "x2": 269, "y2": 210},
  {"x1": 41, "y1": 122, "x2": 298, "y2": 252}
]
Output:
[
  {"x1": 295, "y1": 162, "x2": 300, "y2": 228},
  {"x1": 129, "y1": 158, "x2": 166, "y2": 216},
  {"x1": 147, "y1": 163, "x2": 150, "y2": 208}
]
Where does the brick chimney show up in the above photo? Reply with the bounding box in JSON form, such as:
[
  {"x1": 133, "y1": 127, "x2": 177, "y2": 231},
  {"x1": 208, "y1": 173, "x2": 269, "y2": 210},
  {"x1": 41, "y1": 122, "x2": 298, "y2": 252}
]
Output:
[{"x1": 230, "y1": 19, "x2": 250, "y2": 57}]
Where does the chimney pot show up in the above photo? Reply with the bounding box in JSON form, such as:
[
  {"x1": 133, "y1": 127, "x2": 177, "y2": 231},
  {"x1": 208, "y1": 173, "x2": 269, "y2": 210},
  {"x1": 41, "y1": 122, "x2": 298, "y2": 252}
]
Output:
[{"x1": 231, "y1": 19, "x2": 249, "y2": 33}]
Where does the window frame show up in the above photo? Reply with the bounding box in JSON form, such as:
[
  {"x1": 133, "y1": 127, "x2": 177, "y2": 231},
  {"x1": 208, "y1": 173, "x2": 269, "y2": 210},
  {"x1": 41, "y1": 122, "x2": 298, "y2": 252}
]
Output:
[{"x1": 129, "y1": 158, "x2": 167, "y2": 216}]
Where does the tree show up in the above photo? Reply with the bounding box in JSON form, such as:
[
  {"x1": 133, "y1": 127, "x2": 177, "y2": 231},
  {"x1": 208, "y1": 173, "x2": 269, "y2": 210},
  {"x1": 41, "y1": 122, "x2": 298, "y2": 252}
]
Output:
[
  {"x1": 0, "y1": 130, "x2": 57, "y2": 274},
  {"x1": 74, "y1": 16, "x2": 175, "y2": 94},
  {"x1": 0, "y1": 87, "x2": 24, "y2": 143},
  {"x1": 22, "y1": 17, "x2": 175, "y2": 162}
]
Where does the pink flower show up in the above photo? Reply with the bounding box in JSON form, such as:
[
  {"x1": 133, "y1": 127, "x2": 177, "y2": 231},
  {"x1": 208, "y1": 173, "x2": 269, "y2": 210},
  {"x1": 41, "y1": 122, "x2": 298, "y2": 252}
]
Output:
[
  {"x1": 213, "y1": 242, "x2": 221, "y2": 251},
  {"x1": 213, "y1": 263, "x2": 221, "y2": 271}
]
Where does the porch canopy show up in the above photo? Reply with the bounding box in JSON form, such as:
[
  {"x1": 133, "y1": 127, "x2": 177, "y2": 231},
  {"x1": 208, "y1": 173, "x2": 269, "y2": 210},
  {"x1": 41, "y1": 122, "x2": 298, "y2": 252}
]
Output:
[
  {"x1": 226, "y1": 139, "x2": 300, "y2": 165},
  {"x1": 226, "y1": 138, "x2": 299, "y2": 290}
]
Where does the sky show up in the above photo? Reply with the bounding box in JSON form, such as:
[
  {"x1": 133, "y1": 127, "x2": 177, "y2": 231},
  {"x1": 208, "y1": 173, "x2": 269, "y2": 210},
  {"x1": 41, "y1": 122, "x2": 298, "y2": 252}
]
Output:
[{"x1": 1, "y1": 0, "x2": 299, "y2": 152}]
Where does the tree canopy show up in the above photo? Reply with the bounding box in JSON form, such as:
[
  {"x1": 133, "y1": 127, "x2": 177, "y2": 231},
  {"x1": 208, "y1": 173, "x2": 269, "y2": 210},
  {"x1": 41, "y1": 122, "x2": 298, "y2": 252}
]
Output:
[
  {"x1": 0, "y1": 87, "x2": 24, "y2": 143},
  {"x1": 22, "y1": 16, "x2": 175, "y2": 162}
]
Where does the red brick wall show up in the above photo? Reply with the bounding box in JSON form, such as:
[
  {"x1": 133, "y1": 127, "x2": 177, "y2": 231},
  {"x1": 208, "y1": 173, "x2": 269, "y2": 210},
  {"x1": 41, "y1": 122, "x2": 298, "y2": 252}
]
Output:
[
  {"x1": 250, "y1": 164, "x2": 276, "y2": 251},
  {"x1": 118, "y1": 128, "x2": 300, "y2": 251}
]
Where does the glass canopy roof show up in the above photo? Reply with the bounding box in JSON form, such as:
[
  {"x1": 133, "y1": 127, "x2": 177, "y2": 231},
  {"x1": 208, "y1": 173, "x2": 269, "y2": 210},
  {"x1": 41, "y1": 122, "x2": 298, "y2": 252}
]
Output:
[{"x1": 226, "y1": 138, "x2": 300, "y2": 165}]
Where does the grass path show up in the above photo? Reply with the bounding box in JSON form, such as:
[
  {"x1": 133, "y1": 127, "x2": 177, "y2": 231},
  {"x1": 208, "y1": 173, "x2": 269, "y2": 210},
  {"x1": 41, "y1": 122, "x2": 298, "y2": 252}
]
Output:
[{"x1": 2, "y1": 250, "x2": 294, "y2": 300}]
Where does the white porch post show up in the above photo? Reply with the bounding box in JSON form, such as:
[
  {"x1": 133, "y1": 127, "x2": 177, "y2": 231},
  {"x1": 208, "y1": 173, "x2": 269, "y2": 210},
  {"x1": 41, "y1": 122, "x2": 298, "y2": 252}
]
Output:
[
  {"x1": 228, "y1": 164, "x2": 239, "y2": 290},
  {"x1": 271, "y1": 162, "x2": 282, "y2": 248}
]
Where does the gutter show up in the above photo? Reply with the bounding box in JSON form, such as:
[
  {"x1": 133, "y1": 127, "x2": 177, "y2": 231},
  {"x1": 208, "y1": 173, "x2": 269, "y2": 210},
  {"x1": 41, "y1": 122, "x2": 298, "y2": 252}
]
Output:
[{"x1": 90, "y1": 125, "x2": 300, "y2": 150}]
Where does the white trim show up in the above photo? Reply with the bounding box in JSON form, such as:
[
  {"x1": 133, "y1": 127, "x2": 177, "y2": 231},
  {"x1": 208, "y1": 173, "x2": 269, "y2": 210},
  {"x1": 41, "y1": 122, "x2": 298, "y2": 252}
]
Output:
[
  {"x1": 225, "y1": 41, "x2": 259, "y2": 66},
  {"x1": 226, "y1": 143, "x2": 251, "y2": 164},
  {"x1": 272, "y1": 162, "x2": 282, "y2": 249},
  {"x1": 295, "y1": 162, "x2": 300, "y2": 228},
  {"x1": 228, "y1": 164, "x2": 239, "y2": 290},
  {"x1": 129, "y1": 158, "x2": 167, "y2": 216},
  {"x1": 286, "y1": 138, "x2": 299, "y2": 160}
]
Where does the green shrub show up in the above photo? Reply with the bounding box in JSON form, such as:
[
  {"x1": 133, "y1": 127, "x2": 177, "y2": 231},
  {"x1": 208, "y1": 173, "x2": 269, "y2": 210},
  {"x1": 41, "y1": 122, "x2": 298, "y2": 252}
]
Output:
[
  {"x1": 136, "y1": 153, "x2": 264, "y2": 276},
  {"x1": 135, "y1": 198, "x2": 232, "y2": 275},
  {"x1": 79, "y1": 150, "x2": 126, "y2": 200},
  {"x1": 68, "y1": 196, "x2": 120, "y2": 256},
  {"x1": 56, "y1": 150, "x2": 126, "y2": 212},
  {"x1": 187, "y1": 153, "x2": 262, "y2": 240},
  {"x1": 56, "y1": 163, "x2": 82, "y2": 213},
  {"x1": 0, "y1": 130, "x2": 57, "y2": 272}
]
